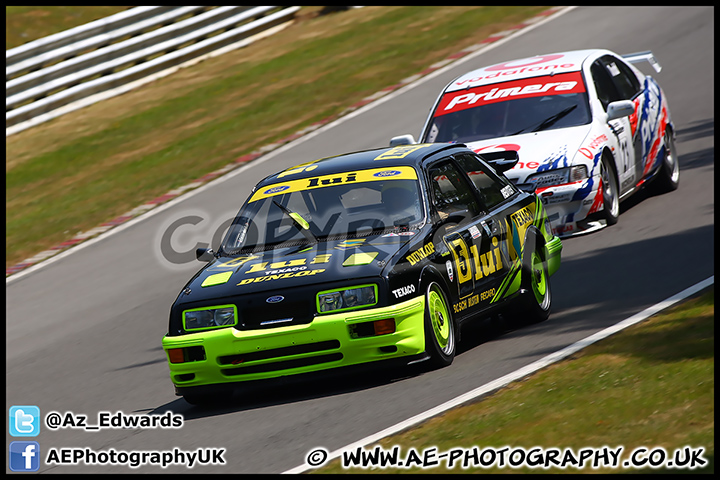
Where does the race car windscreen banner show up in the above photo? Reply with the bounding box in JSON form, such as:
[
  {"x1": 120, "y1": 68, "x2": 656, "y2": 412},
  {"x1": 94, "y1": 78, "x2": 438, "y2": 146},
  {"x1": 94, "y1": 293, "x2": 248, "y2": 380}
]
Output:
[{"x1": 434, "y1": 71, "x2": 586, "y2": 117}]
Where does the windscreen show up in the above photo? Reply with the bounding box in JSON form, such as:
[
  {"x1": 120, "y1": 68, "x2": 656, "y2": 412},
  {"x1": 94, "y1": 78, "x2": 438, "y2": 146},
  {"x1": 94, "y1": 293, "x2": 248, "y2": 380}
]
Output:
[
  {"x1": 424, "y1": 72, "x2": 591, "y2": 143},
  {"x1": 221, "y1": 167, "x2": 424, "y2": 254}
]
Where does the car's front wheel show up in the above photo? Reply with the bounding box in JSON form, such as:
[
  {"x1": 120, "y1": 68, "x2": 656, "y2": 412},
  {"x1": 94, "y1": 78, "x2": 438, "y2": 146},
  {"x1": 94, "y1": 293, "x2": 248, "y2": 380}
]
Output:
[
  {"x1": 600, "y1": 153, "x2": 620, "y2": 226},
  {"x1": 423, "y1": 282, "x2": 456, "y2": 368}
]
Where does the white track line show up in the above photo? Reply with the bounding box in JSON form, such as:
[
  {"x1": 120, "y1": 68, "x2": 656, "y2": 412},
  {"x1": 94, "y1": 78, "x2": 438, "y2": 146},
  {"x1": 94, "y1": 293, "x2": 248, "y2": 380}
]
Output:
[{"x1": 283, "y1": 275, "x2": 714, "y2": 474}]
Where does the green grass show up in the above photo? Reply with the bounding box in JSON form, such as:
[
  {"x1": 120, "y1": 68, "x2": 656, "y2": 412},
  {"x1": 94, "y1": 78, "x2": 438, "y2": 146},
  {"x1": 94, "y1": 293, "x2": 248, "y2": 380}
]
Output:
[
  {"x1": 6, "y1": 6, "x2": 551, "y2": 269},
  {"x1": 314, "y1": 289, "x2": 714, "y2": 474}
]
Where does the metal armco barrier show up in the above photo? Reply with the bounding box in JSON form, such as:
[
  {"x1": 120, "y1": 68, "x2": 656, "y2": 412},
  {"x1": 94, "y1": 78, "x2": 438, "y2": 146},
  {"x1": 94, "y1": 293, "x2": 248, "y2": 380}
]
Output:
[{"x1": 6, "y1": 6, "x2": 299, "y2": 135}]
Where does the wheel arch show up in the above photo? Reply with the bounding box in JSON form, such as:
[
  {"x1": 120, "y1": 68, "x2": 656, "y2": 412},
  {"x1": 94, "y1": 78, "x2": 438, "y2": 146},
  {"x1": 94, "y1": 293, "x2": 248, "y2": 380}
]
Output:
[
  {"x1": 663, "y1": 122, "x2": 677, "y2": 154},
  {"x1": 600, "y1": 145, "x2": 619, "y2": 185},
  {"x1": 418, "y1": 264, "x2": 459, "y2": 355},
  {"x1": 523, "y1": 224, "x2": 547, "y2": 263},
  {"x1": 518, "y1": 223, "x2": 552, "y2": 322},
  {"x1": 418, "y1": 264, "x2": 452, "y2": 300}
]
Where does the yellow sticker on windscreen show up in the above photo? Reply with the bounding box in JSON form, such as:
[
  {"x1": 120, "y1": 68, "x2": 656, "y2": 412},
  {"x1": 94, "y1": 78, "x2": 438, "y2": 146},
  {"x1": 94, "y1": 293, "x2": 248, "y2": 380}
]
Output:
[{"x1": 249, "y1": 166, "x2": 418, "y2": 202}]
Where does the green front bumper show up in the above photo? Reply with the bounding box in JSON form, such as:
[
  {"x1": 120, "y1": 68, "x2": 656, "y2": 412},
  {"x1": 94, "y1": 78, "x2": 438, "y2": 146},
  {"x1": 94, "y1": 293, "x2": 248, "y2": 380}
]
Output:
[
  {"x1": 162, "y1": 295, "x2": 427, "y2": 388},
  {"x1": 546, "y1": 235, "x2": 562, "y2": 277}
]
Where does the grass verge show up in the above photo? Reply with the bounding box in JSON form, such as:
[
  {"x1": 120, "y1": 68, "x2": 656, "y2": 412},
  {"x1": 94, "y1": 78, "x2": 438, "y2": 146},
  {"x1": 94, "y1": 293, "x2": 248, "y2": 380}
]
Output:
[
  {"x1": 314, "y1": 288, "x2": 714, "y2": 474},
  {"x1": 6, "y1": 6, "x2": 550, "y2": 269}
]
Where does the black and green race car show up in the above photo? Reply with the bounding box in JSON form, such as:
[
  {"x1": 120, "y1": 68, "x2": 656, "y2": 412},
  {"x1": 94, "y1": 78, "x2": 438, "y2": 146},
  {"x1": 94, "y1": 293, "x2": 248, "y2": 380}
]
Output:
[{"x1": 162, "y1": 143, "x2": 562, "y2": 405}]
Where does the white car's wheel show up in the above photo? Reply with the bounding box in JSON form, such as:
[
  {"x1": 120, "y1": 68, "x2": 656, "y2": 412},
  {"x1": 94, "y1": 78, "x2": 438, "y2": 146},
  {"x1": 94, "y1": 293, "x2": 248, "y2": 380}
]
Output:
[
  {"x1": 600, "y1": 154, "x2": 620, "y2": 226},
  {"x1": 652, "y1": 129, "x2": 680, "y2": 193}
]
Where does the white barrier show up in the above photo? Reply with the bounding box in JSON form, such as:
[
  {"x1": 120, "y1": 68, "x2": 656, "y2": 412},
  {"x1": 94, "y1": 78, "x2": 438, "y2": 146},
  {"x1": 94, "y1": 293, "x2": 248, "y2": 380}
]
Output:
[
  {"x1": 6, "y1": 7, "x2": 210, "y2": 80},
  {"x1": 6, "y1": 6, "x2": 299, "y2": 134},
  {"x1": 6, "y1": 7, "x2": 180, "y2": 69}
]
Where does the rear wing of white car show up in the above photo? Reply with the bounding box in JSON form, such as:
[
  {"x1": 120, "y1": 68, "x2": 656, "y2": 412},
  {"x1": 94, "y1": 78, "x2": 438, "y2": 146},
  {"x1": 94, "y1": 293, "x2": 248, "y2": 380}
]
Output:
[{"x1": 622, "y1": 51, "x2": 662, "y2": 73}]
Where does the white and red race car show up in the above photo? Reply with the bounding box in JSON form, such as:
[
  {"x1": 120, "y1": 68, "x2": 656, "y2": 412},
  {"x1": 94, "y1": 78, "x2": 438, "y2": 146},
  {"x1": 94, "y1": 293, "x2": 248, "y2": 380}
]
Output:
[{"x1": 393, "y1": 49, "x2": 679, "y2": 237}]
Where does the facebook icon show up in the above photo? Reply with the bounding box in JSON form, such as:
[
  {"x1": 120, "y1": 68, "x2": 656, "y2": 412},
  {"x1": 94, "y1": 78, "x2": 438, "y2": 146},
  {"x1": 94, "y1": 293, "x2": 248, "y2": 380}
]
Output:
[{"x1": 9, "y1": 441, "x2": 40, "y2": 472}]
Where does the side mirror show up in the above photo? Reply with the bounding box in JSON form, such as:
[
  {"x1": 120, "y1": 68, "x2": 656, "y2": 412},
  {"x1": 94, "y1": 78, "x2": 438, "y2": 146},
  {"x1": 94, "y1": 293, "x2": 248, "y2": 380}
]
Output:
[
  {"x1": 389, "y1": 134, "x2": 416, "y2": 147},
  {"x1": 196, "y1": 247, "x2": 215, "y2": 262},
  {"x1": 606, "y1": 100, "x2": 635, "y2": 121},
  {"x1": 479, "y1": 149, "x2": 519, "y2": 174}
]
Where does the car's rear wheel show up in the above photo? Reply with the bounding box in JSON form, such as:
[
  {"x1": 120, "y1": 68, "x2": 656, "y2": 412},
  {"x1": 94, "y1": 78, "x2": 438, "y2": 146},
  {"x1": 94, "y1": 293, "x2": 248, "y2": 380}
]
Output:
[
  {"x1": 524, "y1": 248, "x2": 552, "y2": 322},
  {"x1": 600, "y1": 153, "x2": 620, "y2": 226},
  {"x1": 510, "y1": 229, "x2": 551, "y2": 324},
  {"x1": 651, "y1": 128, "x2": 680, "y2": 194},
  {"x1": 423, "y1": 282, "x2": 456, "y2": 368}
]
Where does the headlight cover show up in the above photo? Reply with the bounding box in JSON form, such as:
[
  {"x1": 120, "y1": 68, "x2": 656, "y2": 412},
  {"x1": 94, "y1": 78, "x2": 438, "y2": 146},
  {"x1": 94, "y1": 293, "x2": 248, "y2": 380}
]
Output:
[
  {"x1": 317, "y1": 284, "x2": 377, "y2": 314},
  {"x1": 526, "y1": 165, "x2": 588, "y2": 189},
  {"x1": 183, "y1": 305, "x2": 237, "y2": 331}
]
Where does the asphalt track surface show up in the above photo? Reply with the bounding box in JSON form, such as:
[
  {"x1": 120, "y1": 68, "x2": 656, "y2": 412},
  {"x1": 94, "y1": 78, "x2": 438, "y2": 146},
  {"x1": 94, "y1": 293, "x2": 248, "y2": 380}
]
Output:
[{"x1": 6, "y1": 6, "x2": 714, "y2": 474}]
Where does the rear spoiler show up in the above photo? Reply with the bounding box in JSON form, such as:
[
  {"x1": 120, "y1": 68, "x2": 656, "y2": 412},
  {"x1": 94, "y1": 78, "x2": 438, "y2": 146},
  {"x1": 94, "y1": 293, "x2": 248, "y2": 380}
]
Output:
[{"x1": 622, "y1": 51, "x2": 662, "y2": 73}]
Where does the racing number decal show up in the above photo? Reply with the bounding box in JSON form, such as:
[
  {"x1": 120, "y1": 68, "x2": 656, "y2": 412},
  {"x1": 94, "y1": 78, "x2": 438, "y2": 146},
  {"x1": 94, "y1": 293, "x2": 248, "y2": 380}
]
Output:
[
  {"x1": 445, "y1": 233, "x2": 474, "y2": 299},
  {"x1": 444, "y1": 229, "x2": 507, "y2": 301},
  {"x1": 443, "y1": 201, "x2": 539, "y2": 307},
  {"x1": 607, "y1": 117, "x2": 634, "y2": 191},
  {"x1": 618, "y1": 137, "x2": 631, "y2": 174},
  {"x1": 470, "y1": 237, "x2": 504, "y2": 279}
]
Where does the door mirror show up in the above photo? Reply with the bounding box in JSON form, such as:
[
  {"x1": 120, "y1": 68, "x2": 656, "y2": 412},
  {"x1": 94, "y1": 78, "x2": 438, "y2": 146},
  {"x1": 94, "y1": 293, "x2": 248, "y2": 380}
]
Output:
[
  {"x1": 196, "y1": 248, "x2": 215, "y2": 262},
  {"x1": 479, "y1": 150, "x2": 519, "y2": 174},
  {"x1": 389, "y1": 134, "x2": 416, "y2": 147},
  {"x1": 607, "y1": 100, "x2": 635, "y2": 121}
]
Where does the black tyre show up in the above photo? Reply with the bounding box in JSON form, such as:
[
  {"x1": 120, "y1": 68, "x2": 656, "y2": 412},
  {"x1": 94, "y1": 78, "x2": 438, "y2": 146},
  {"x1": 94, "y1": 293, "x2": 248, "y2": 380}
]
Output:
[
  {"x1": 423, "y1": 282, "x2": 456, "y2": 368},
  {"x1": 512, "y1": 229, "x2": 551, "y2": 324},
  {"x1": 651, "y1": 129, "x2": 680, "y2": 194},
  {"x1": 181, "y1": 386, "x2": 233, "y2": 407},
  {"x1": 599, "y1": 153, "x2": 620, "y2": 226},
  {"x1": 183, "y1": 393, "x2": 215, "y2": 406}
]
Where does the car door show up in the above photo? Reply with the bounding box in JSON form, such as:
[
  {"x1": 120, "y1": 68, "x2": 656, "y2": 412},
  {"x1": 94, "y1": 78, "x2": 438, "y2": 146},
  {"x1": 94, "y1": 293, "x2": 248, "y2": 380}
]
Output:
[
  {"x1": 425, "y1": 154, "x2": 522, "y2": 319},
  {"x1": 453, "y1": 153, "x2": 536, "y2": 299},
  {"x1": 611, "y1": 56, "x2": 663, "y2": 185},
  {"x1": 589, "y1": 56, "x2": 634, "y2": 195},
  {"x1": 426, "y1": 159, "x2": 479, "y2": 310}
]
